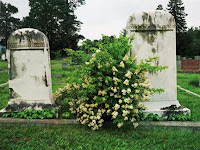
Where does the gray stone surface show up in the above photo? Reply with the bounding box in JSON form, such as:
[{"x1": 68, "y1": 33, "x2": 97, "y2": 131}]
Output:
[
  {"x1": 176, "y1": 55, "x2": 182, "y2": 61},
  {"x1": 195, "y1": 56, "x2": 200, "y2": 60},
  {"x1": 0, "y1": 118, "x2": 200, "y2": 130},
  {"x1": 177, "y1": 61, "x2": 181, "y2": 68},
  {"x1": 182, "y1": 57, "x2": 186, "y2": 60},
  {"x1": 6, "y1": 28, "x2": 53, "y2": 106},
  {"x1": 126, "y1": 11, "x2": 190, "y2": 115}
]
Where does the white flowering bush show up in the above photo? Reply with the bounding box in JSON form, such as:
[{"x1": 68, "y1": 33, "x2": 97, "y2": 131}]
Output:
[{"x1": 54, "y1": 35, "x2": 167, "y2": 130}]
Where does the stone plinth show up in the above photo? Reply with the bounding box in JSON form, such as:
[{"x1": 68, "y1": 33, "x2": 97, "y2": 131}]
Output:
[
  {"x1": 1, "y1": 28, "x2": 54, "y2": 112},
  {"x1": 126, "y1": 11, "x2": 190, "y2": 116}
]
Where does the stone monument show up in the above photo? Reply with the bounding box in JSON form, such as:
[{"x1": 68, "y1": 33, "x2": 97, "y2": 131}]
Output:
[
  {"x1": 195, "y1": 56, "x2": 200, "y2": 60},
  {"x1": 126, "y1": 11, "x2": 190, "y2": 115},
  {"x1": 1, "y1": 28, "x2": 54, "y2": 112}
]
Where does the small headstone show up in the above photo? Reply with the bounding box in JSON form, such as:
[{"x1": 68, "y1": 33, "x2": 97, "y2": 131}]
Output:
[
  {"x1": 176, "y1": 61, "x2": 181, "y2": 68},
  {"x1": 1, "y1": 54, "x2": 6, "y2": 61},
  {"x1": 180, "y1": 59, "x2": 200, "y2": 73},
  {"x1": 182, "y1": 57, "x2": 186, "y2": 60},
  {"x1": 126, "y1": 11, "x2": 190, "y2": 115},
  {"x1": 1, "y1": 28, "x2": 54, "y2": 112},
  {"x1": 195, "y1": 56, "x2": 200, "y2": 60},
  {"x1": 176, "y1": 55, "x2": 181, "y2": 61}
]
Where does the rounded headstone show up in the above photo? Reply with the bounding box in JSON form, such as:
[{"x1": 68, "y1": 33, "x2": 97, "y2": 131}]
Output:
[
  {"x1": 7, "y1": 28, "x2": 53, "y2": 105},
  {"x1": 8, "y1": 28, "x2": 49, "y2": 50}
]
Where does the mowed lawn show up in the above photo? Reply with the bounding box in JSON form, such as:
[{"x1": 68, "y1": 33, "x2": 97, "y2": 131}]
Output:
[
  {"x1": 0, "y1": 124, "x2": 200, "y2": 150},
  {"x1": 177, "y1": 72, "x2": 200, "y2": 95}
]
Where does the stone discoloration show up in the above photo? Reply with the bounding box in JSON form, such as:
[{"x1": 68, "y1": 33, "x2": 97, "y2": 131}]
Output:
[
  {"x1": 126, "y1": 11, "x2": 190, "y2": 116},
  {"x1": 5, "y1": 28, "x2": 53, "y2": 108},
  {"x1": 7, "y1": 28, "x2": 49, "y2": 50}
]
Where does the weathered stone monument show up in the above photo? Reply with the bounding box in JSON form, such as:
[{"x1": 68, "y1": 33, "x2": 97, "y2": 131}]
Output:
[
  {"x1": 126, "y1": 11, "x2": 190, "y2": 115},
  {"x1": 1, "y1": 28, "x2": 54, "y2": 112},
  {"x1": 195, "y1": 56, "x2": 200, "y2": 60}
]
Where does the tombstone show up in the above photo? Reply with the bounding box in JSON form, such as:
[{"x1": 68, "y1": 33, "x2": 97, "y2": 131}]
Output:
[
  {"x1": 1, "y1": 54, "x2": 6, "y2": 61},
  {"x1": 1, "y1": 28, "x2": 54, "y2": 112},
  {"x1": 176, "y1": 55, "x2": 182, "y2": 61},
  {"x1": 180, "y1": 59, "x2": 200, "y2": 73},
  {"x1": 195, "y1": 56, "x2": 200, "y2": 60},
  {"x1": 176, "y1": 61, "x2": 181, "y2": 68},
  {"x1": 182, "y1": 57, "x2": 186, "y2": 60},
  {"x1": 0, "y1": 47, "x2": 7, "y2": 61},
  {"x1": 126, "y1": 11, "x2": 190, "y2": 116}
]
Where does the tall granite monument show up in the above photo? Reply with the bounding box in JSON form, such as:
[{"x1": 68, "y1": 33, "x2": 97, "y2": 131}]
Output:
[{"x1": 126, "y1": 11, "x2": 190, "y2": 115}]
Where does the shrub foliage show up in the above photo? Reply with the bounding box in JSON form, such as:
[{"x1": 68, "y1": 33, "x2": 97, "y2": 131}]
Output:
[{"x1": 54, "y1": 35, "x2": 167, "y2": 130}]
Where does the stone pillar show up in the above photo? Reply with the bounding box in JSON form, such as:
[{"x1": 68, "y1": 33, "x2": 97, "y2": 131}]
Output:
[
  {"x1": 126, "y1": 11, "x2": 190, "y2": 115},
  {"x1": 5, "y1": 28, "x2": 53, "y2": 109}
]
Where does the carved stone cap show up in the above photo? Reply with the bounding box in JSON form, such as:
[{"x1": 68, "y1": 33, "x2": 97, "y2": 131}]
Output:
[
  {"x1": 7, "y1": 28, "x2": 49, "y2": 50},
  {"x1": 126, "y1": 10, "x2": 176, "y2": 31}
]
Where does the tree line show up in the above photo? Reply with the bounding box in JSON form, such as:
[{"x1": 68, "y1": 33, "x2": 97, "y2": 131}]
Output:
[
  {"x1": 0, "y1": 0, "x2": 199, "y2": 58},
  {"x1": 157, "y1": 0, "x2": 200, "y2": 57},
  {"x1": 0, "y1": 0, "x2": 85, "y2": 58}
]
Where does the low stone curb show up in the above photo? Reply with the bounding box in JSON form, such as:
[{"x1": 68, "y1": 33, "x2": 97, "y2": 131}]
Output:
[
  {"x1": 177, "y1": 85, "x2": 200, "y2": 98},
  {"x1": 0, "y1": 118, "x2": 79, "y2": 125},
  {"x1": 0, "y1": 82, "x2": 8, "y2": 87},
  {"x1": 0, "y1": 118, "x2": 200, "y2": 130}
]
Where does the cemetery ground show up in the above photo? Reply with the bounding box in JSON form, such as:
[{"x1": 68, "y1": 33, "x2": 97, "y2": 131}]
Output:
[{"x1": 0, "y1": 60, "x2": 200, "y2": 149}]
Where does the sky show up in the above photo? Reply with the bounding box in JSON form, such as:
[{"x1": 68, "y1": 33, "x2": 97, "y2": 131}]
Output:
[{"x1": 2, "y1": 0, "x2": 200, "y2": 40}]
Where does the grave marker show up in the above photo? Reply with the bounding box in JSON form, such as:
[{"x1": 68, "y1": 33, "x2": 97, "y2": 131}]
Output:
[
  {"x1": 126, "y1": 11, "x2": 190, "y2": 115},
  {"x1": 4, "y1": 28, "x2": 54, "y2": 110}
]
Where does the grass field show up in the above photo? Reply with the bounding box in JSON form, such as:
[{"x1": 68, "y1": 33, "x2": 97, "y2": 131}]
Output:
[
  {"x1": 177, "y1": 73, "x2": 200, "y2": 95},
  {"x1": 0, "y1": 124, "x2": 200, "y2": 150}
]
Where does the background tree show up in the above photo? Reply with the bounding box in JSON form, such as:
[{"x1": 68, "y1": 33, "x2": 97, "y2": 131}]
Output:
[
  {"x1": 167, "y1": 0, "x2": 189, "y2": 56},
  {"x1": 187, "y1": 27, "x2": 200, "y2": 56},
  {"x1": 0, "y1": 1, "x2": 20, "y2": 47},
  {"x1": 176, "y1": 32, "x2": 193, "y2": 57},
  {"x1": 22, "y1": 0, "x2": 85, "y2": 58},
  {"x1": 167, "y1": 0, "x2": 187, "y2": 33}
]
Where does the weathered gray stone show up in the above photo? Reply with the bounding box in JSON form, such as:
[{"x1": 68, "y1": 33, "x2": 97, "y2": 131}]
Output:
[
  {"x1": 195, "y1": 56, "x2": 200, "y2": 60},
  {"x1": 176, "y1": 55, "x2": 182, "y2": 61},
  {"x1": 182, "y1": 57, "x2": 186, "y2": 60},
  {"x1": 1, "y1": 54, "x2": 6, "y2": 61},
  {"x1": 5, "y1": 28, "x2": 53, "y2": 107},
  {"x1": 177, "y1": 61, "x2": 181, "y2": 68},
  {"x1": 126, "y1": 11, "x2": 190, "y2": 116}
]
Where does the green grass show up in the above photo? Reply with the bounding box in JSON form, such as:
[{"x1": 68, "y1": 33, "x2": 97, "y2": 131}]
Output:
[
  {"x1": 0, "y1": 61, "x2": 8, "y2": 84},
  {"x1": 0, "y1": 124, "x2": 200, "y2": 150},
  {"x1": 177, "y1": 72, "x2": 200, "y2": 95},
  {"x1": 178, "y1": 88, "x2": 200, "y2": 122},
  {"x1": 0, "y1": 86, "x2": 9, "y2": 110},
  {"x1": 0, "y1": 72, "x2": 8, "y2": 84},
  {"x1": 0, "y1": 61, "x2": 8, "y2": 68}
]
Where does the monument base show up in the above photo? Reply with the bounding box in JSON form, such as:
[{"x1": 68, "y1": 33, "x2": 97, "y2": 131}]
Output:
[
  {"x1": 0, "y1": 100, "x2": 58, "y2": 114},
  {"x1": 142, "y1": 100, "x2": 191, "y2": 117}
]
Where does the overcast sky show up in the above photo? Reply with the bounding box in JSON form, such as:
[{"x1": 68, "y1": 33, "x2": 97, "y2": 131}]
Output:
[{"x1": 2, "y1": 0, "x2": 200, "y2": 40}]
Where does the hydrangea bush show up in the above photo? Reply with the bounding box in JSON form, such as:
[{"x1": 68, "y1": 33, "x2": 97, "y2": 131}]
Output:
[{"x1": 54, "y1": 35, "x2": 167, "y2": 130}]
